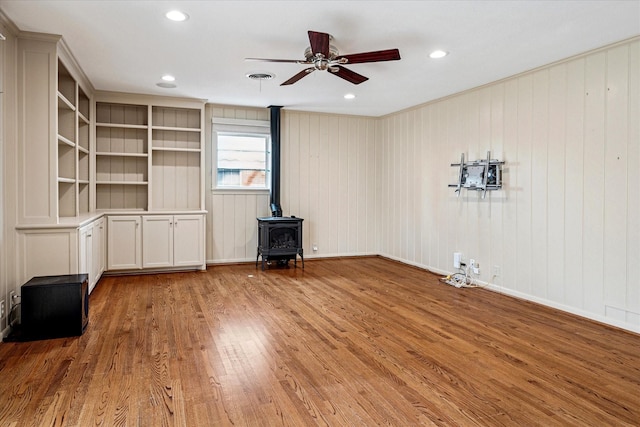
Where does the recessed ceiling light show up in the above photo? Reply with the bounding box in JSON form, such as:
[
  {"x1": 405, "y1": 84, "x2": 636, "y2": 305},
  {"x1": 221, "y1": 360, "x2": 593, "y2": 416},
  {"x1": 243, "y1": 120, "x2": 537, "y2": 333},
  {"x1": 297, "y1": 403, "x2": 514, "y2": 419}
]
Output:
[
  {"x1": 429, "y1": 50, "x2": 449, "y2": 59},
  {"x1": 166, "y1": 10, "x2": 189, "y2": 22},
  {"x1": 161, "y1": 75, "x2": 175, "y2": 82},
  {"x1": 344, "y1": 93, "x2": 356, "y2": 100}
]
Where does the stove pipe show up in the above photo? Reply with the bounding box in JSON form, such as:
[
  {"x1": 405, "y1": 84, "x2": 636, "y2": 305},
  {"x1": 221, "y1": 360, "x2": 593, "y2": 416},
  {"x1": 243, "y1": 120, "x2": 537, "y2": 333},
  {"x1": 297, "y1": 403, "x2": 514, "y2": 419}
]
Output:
[{"x1": 269, "y1": 106, "x2": 283, "y2": 217}]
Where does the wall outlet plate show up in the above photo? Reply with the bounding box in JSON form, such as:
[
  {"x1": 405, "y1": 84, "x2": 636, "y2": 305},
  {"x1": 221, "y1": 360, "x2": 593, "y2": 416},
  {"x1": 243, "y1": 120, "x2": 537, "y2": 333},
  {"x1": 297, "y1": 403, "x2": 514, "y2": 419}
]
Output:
[
  {"x1": 0, "y1": 300, "x2": 4, "y2": 318},
  {"x1": 453, "y1": 252, "x2": 462, "y2": 269},
  {"x1": 9, "y1": 291, "x2": 16, "y2": 308}
]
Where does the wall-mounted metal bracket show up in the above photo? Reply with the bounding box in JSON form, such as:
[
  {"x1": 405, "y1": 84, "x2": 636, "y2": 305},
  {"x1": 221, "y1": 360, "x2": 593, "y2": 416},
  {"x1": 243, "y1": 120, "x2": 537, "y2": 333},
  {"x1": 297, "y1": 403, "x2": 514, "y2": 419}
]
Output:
[{"x1": 448, "y1": 151, "x2": 504, "y2": 198}]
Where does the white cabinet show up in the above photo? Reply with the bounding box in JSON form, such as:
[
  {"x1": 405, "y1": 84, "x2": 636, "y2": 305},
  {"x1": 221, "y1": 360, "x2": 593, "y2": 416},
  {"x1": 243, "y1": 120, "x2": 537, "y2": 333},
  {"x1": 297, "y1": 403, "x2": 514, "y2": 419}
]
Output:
[
  {"x1": 142, "y1": 215, "x2": 173, "y2": 268},
  {"x1": 173, "y1": 215, "x2": 205, "y2": 267},
  {"x1": 92, "y1": 217, "x2": 106, "y2": 287},
  {"x1": 107, "y1": 216, "x2": 142, "y2": 270},
  {"x1": 79, "y1": 224, "x2": 93, "y2": 289},
  {"x1": 79, "y1": 217, "x2": 105, "y2": 293},
  {"x1": 110, "y1": 214, "x2": 204, "y2": 271},
  {"x1": 142, "y1": 214, "x2": 205, "y2": 268},
  {"x1": 16, "y1": 215, "x2": 104, "y2": 291}
]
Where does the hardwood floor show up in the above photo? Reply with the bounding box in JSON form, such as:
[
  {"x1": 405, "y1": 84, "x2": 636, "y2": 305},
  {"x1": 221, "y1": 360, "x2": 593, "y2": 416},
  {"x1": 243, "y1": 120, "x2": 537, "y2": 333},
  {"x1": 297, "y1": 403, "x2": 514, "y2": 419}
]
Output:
[{"x1": 1, "y1": 257, "x2": 639, "y2": 426}]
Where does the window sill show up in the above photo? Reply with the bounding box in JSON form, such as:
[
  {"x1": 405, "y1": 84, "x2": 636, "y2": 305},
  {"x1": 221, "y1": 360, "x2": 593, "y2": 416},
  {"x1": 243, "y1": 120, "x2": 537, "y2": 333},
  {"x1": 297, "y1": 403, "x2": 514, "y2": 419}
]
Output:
[{"x1": 212, "y1": 188, "x2": 270, "y2": 196}]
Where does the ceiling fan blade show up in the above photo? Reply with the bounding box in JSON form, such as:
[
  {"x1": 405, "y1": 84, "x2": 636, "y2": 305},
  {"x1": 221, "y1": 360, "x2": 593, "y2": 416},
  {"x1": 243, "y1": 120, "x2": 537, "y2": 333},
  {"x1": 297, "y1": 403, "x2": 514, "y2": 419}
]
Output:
[
  {"x1": 338, "y1": 48, "x2": 401, "y2": 64},
  {"x1": 308, "y1": 30, "x2": 330, "y2": 58},
  {"x1": 281, "y1": 67, "x2": 315, "y2": 86},
  {"x1": 245, "y1": 57, "x2": 307, "y2": 64},
  {"x1": 330, "y1": 65, "x2": 369, "y2": 85}
]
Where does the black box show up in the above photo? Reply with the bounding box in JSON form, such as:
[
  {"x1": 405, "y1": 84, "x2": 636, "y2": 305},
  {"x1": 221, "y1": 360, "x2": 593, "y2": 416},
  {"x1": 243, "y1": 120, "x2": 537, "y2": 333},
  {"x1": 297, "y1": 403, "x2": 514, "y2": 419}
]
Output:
[{"x1": 20, "y1": 274, "x2": 89, "y2": 340}]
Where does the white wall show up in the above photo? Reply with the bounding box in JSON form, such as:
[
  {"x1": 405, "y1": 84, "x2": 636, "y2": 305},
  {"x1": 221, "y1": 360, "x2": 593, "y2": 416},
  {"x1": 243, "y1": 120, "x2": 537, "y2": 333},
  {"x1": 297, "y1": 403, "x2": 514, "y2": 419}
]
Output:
[
  {"x1": 206, "y1": 104, "x2": 271, "y2": 263},
  {"x1": 206, "y1": 106, "x2": 380, "y2": 263},
  {"x1": 377, "y1": 37, "x2": 640, "y2": 333}
]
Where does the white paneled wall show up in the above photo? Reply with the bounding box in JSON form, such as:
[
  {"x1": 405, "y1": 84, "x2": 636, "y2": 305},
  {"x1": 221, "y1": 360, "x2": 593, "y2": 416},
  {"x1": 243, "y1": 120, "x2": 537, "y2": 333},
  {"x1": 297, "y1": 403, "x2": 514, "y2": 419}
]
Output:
[
  {"x1": 206, "y1": 105, "x2": 271, "y2": 263},
  {"x1": 206, "y1": 105, "x2": 379, "y2": 263},
  {"x1": 281, "y1": 111, "x2": 378, "y2": 258},
  {"x1": 377, "y1": 38, "x2": 640, "y2": 332}
]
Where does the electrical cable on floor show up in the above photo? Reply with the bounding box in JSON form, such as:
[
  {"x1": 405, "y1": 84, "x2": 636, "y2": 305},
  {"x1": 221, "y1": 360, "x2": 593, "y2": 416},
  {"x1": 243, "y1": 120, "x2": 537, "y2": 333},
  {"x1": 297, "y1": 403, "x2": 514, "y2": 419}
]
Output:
[
  {"x1": 9, "y1": 302, "x2": 20, "y2": 328},
  {"x1": 440, "y1": 266, "x2": 485, "y2": 289}
]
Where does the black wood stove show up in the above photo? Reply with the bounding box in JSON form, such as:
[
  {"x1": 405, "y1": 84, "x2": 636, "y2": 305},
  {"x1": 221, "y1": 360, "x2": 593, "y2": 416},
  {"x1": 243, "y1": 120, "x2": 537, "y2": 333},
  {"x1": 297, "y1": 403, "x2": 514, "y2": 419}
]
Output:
[{"x1": 256, "y1": 216, "x2": 304, "y2": 270}]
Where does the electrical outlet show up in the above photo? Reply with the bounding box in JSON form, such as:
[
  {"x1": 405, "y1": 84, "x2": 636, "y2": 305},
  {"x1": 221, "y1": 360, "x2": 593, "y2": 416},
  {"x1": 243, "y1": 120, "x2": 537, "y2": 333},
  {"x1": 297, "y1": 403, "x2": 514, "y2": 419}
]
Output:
[
  {"x1": 493, "y1": 265, "x2": 501, "y2": 277},
  {"x1": 312, "y1": 243, "x2": 318, "y2": 252},
  {"x1": 453, "y1": 252, "x2": 462, "y2": 269},
  {"x1": 473, "y1": 262, "x2": 480, "y2": 275},
  {"x1": 9, "y1": 291, "x2": 16, "y2": 308},
  {"x1": 0, "y1": 300, "x2": 4, "y2": 318},
  {"x1": 470, "y1": 259, "x2": 476, "y2": 268}
]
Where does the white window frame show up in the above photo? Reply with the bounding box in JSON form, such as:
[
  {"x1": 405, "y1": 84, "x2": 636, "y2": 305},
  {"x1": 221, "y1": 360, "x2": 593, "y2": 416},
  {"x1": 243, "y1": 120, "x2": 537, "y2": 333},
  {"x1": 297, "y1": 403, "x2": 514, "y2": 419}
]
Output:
[{"x1": 212, "y1": 117, "x2": 271, "y2": 193}]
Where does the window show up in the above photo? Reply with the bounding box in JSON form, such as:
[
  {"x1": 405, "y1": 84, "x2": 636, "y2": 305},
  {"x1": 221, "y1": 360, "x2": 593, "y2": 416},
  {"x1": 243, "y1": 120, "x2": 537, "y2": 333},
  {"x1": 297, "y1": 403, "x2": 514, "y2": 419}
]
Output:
[{"x1": 213, "y1": 118, "x2": 270, "y2": 190}]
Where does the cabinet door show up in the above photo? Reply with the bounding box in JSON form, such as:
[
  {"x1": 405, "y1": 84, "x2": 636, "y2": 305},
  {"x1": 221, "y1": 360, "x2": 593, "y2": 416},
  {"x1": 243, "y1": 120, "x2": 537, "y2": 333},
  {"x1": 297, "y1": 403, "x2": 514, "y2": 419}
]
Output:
[
  {"x1": 79, "y1": 225, "x2": 93, "y2": 283},
  {"x1": 142, "y1": 216, "x2": 174, "y2": 268},
  {"x1": 173, "y1": 215, "x2": 204, "y2": 267},
  {"x1": 92, "y1": 218, "x2": 105, "y2": 290},
  {"x1": 107, "y1": 216, "x2": 142, "y2": 270}
]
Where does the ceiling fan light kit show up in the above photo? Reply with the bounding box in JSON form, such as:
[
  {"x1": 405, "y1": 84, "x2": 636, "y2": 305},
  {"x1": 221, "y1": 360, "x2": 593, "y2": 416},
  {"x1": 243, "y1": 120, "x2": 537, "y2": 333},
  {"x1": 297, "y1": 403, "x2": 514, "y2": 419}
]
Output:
[{"x1": 246, "y1": 30, "x2": 401, "y2": 86}]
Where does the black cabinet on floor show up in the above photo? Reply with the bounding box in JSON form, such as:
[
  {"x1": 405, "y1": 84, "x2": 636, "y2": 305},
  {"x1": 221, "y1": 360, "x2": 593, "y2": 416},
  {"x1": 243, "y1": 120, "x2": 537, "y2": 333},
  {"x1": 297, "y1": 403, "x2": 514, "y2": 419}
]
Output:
[{"x1": 21, "y1": 274, "x2": 89, "y2": 340}]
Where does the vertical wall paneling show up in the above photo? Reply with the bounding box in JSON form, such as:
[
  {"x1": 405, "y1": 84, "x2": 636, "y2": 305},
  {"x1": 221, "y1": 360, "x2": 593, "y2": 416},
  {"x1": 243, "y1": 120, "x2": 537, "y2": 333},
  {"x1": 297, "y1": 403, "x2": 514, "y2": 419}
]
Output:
[
  {"x1": 583, "y1": 52, "x2": 607, "y2": 314},
  {"x1": 531, "y1": 69, "x2": 549, "y2": 299},
  {"x1": 546, "y1": 63, "x2": 567, "y2": 302},
  {"x1": 489, "y1": 83, "x2": 505, "y2": 285},
  {"x1": 298, "y1": 113, "x2": 310, "y2": 251},
  {"x1": 563, "y1": 58, "x2": 586, "y2": 309},
  {"x1": 627, "y1": 41, "x2": 640, "y2": 321},
  {"x1": 501, "y1": 79, "x2": 519, "y2": 292},
  {"x1": 516, "y1": 74, "x2": 533, "y2": 295},
  {"x1": 326, "y1": 115, "x2": 340, "y2": 254},
  {"x1": 476, "y1": 87, "x2": 492, "y2": 282},
  {"x1": 412, "y1": 109, "x2": 422, "y2": 263},
  {"x1": 603, "y1": 45, "x2": 629, "y2": 320}
]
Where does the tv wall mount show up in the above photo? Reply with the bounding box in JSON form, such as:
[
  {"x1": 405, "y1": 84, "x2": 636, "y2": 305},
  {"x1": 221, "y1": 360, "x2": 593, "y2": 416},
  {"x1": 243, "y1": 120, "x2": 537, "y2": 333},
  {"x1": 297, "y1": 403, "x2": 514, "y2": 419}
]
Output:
[{"x1": 449, "y1": 151, "x2": 504, "y2": 198}]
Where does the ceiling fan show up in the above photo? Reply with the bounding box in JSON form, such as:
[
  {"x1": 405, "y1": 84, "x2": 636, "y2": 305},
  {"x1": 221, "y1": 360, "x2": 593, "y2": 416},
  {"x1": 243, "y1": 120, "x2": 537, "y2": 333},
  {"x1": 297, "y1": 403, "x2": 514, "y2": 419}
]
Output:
[{"x1": 246, "y1": 30, "x2": 401, "y2": 86}]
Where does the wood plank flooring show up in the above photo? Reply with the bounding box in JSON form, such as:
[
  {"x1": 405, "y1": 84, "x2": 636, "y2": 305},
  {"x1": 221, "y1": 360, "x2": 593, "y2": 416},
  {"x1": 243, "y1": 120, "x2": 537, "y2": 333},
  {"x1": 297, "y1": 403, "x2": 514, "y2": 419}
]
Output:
[{"x1": 0, "y1": 257, "x2": 639, "y2": 426}]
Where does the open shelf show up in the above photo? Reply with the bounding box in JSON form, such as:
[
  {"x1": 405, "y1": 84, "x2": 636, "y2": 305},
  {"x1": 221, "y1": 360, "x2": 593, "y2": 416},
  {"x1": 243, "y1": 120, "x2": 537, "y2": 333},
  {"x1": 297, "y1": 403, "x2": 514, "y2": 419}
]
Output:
[
  {"x1": 57, "y1": 59, "x2": 76, "y2": 108},
  {"x1": 152, "y1": 106, "x2": 200, "y2": 129},
  {"x1": 96, "y1": 155, "x2": 148, "y2": 184},
  {"x1": 58, "y1": 101, "x2": 76, "y2": 143},
  {"x1": 78, "y1": 86, "x2": 90, "y2": 120},
  {"x1": 96, "y1": 184, "x2": 148, "y2": 211},
  {"x1": 58, "y1": 142, "x2": 76, "y2": 181},
  {"x1": 152, "y1": 150, "x2": 200, "y2": 210},
  {"x1": 152, "y1": 128, "x2": 201, "y2": 151},
  {"x1": 97, "y1": 103, "x2": 148, "y2": 126},
  {"x1": 58, "y1": 181, "x2": 76, "y2": 217},
  {"x1": 96, "y1": 127, "x2": 148, "y2": 154},
  {"x1": 78, "y1": 182, "x2": 90, "y2": 214}
]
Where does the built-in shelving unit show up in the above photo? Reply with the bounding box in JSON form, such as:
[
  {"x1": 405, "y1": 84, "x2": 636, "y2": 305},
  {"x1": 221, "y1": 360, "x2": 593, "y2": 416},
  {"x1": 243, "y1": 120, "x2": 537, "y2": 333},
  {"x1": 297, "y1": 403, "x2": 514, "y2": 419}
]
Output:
[
  {"x1": 151, "y1": 106, "x2": 202, "y2": 210},
  {"x1": 94, "y1": 98, "x2": 204, "y2": 211},
  {"x1": 56, "y1": 59, "x2": 92, "y2": 218},
  {"x1": 95, "y1": 103, "x2": 149, "y2": 210}
]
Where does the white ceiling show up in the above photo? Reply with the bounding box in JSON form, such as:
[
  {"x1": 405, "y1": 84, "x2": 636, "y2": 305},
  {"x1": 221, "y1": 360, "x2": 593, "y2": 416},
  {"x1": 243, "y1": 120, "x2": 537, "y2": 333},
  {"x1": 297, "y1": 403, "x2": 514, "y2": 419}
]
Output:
[{"x1": 1, "y1": 1, "x2": 639, "y2": 117}]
